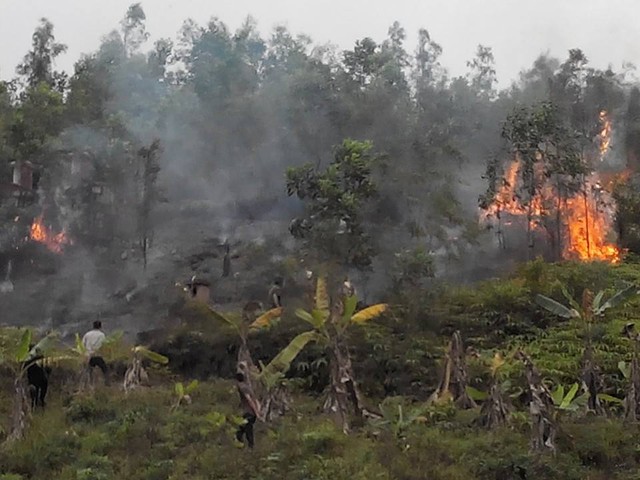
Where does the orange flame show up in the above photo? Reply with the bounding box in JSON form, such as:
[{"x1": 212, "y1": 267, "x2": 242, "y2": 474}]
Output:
[
  {"x1": 598, "y1": 110, "x2": 612, "y2": 161},
  {"x1": 29, "y1": 215, "x2": 72, "y2": 254},
  {"x1": 481, "y1": 161, "x2": 621, "y2": 263}
]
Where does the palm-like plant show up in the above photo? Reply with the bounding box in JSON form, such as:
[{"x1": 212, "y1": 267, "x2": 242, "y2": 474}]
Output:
[
  {"x1": 474, "y1": 352, "x2": 512, "y2": 428},
  {"x1": 206, "y1": 304, "x2": 317, "y2": 420},
  {"x1": 0, "y1": 328, "x2": 59, "y2": 443},
  {"x1": 295, "y1": 276, "x2": 388, "y2": 433},
  {"x1": 535, "y1": 283, "x2": 639, "y2": 413},
  {"x1": 122, "y1": 345, "x2": 169, "y2": 393},
  {"x1": 172, "y1": 380, "x2": 199, "y2": 411}
]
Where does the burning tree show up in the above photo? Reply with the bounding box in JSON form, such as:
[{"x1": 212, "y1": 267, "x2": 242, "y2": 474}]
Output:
[{"x1": 480, "y1": 101, "x2": 620, "y2": 263}]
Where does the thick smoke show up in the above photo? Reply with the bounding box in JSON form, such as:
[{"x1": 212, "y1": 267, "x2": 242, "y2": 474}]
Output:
[{"x1": 0, "y1": 10, "x2": 633, "y2": 337}]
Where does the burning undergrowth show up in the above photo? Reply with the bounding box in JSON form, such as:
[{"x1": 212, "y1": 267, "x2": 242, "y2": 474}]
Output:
[{"x1": 29, "y1": 215, "x2": 73, "y2": 254}]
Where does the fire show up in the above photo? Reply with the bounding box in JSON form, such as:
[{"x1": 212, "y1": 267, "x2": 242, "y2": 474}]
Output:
[
  {"x1": 598, "y1": 110, "x2": 612, "y2": 160},
  {"x1": 481, "y1": 160, "x2": 621, "y2": 263},
  {"x1": 29, "y1": 215, "x2": 72, "y2": 253}
]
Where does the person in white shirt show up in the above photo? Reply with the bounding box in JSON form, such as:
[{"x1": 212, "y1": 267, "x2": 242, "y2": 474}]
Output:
[{"x1": 82, "y1": 320, "x2": 109, "y2": 385}]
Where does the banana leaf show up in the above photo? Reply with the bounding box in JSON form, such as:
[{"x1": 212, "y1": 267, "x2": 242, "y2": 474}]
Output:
[
  {"x1": 260, "y1": 331, "x2": 319, "y2": 381},
  {"x1": 250, "y1": 307, "x2": 283, "y2": 330},
  {"x1": 295, "y1": 309, "x2": 326, "y2": 329},
  {"x1": 535, "y1": 294, "x2": 580, "y2": 319},
  {"x1": 595, "y1": 284, "x2": 639, "y2": 315},
  {"x1": 133, "y1": 345, "x2": 169, "y2": 364},
  {"x1": 597, "y1": 393, "x2": 623, "y2": 404},
  {"x1": 15, "y1": 329, "x2": 32, "y2": 362},
  {"x1": 185, "y1": 379, "x2": 199, "y2": 394},
  {"x1": 351, "y1": 304, "x2": 388, "y2": 324},
  {"x1": 175, "y1": 382, "x2": 184, "y2": 396},
  {"x1": 315, "y1": 277, "x2": 330, "y2": 313},
  {"x1": 559, "y1": 383, "x2": 579, "y2": 410},
  {"x1": 466, "y1": 386, "x2": 488, "y2": 401}
]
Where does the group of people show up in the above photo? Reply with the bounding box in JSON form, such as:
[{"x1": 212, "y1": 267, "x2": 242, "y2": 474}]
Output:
[
  {"x1": 24, "y1": 320, "x2": 110, "y2": 409},
  {"x1": 22, "y1": 277, "x2": 354, "y2": 450}
]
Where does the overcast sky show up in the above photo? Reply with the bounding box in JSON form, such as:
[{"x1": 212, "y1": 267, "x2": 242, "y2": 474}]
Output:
[{"x1": 1, "y1": 0, "x2": 639, "y2": 84}]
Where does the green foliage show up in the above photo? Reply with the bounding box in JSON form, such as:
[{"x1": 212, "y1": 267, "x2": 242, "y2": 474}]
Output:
[{"x1": 286, "y1": 139, "x2": 380, "y2": 269}]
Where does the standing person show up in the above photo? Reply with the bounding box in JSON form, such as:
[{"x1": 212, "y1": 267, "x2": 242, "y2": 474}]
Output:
[
  {"x1": 222, "y1": 240, "x2": 231, "y2": 278},
  {"x1": 268, "y1": 278, "x2": 282, "y2": 309},
  {"x1": 24, "y1": 344, "x2": 50, "y2": 409},
  {"x1": 235, "y1": 362, "x2": 262, "y2": 449},
  {"x1": 82, "y1": 320, "x2": 109, "y2": 386}
]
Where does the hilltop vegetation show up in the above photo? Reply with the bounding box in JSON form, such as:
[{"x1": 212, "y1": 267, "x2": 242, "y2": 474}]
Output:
[{"x1": 3, "y1": 260, "x2": 640, "y2": 479}]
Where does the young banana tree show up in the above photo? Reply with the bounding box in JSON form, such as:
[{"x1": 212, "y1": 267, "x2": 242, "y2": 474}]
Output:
[
  {"x1": 295, "y1": 276, "x2": 389, "y2": 433},
  {"x1": 535, "y1": 283, "x2": 639, "y2": 413},
  {"x1": 172, "y1": 380, "x2": 199, "y2": 411},
  {"x1": 0, "y1": 328, "x2": 59, "y2": 443},
  {"x1": 207, "y1": 304, "x2": 283, "y2": 373},
  {"x1": 206, "y1": 303, "x2": 316, "y2": 420},
  {"x1": 122, "y1": 345, "x2": 169, "y2": 393},
  {"x1": 472, "y1": 352, "x2": 513, "y2": 429}
]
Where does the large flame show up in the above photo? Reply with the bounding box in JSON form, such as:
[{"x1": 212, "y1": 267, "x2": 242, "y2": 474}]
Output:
[
  {"x1": 481, "y1": 160, "x2": 621, "y2": 263},
  {"x1": 598, "y1": 110, "x2": 612, "y2": 161},
  {"x1": 29, "y1": 215, "x2": 72, "y2": 254}
]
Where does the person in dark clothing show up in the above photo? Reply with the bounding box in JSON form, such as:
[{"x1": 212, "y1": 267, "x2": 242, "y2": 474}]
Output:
[
  {"x1": 268, "y1": 278, "x2": 282, "y2": 309},
  {"x1": 23, "y1": 345, "x2": 51, "y2": 409},
  {"x1": 222, "y1": 241, "x2": 231, "y2": 278},
  {"x1": 235, "y1": 362, "x2": 262, "y2": 449}
]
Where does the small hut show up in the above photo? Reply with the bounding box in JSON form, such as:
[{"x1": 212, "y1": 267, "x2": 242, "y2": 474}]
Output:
[{"x1": 184, "y1": 277, "x2": 211, "y2": 304}]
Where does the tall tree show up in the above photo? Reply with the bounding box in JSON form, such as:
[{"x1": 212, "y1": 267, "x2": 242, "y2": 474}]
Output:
[
  {"x1": 16, "y1": 18, "x2": 67, "y2": 90},
  {"x1": 467, "y1": 44, "x2": 497, "y2": 100},
  {"x1": 121, "y1": 3, "x2": 149, "y2": 57},
  {"x1": 287, "y1": 139, "x2": 379, "y2": 270}
]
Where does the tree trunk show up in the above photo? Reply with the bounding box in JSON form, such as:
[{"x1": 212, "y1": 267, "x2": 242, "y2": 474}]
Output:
[
  {"x1": 427, "y1": 331, "x2": 477, "y2": 408},
  {"x1": 123, "y1": 355, "x2": 148, "y2": 393},
  {"x1": 323, "y1": 336, "x2": 363, "y2": 434},
  {"x1": 262, "y1": 382, "x2": 292, "y2": 422},
  {"x1": 6, "y1": 376, "x2": 30, "y2": 444},
  {"x1": 477, "y1": 379, "x2": 510, "y2": 429},
  {"x1": 517, "y1": 351, "x2": 556, "y2": 454},
  {"x1": 581, "y1": 346, "x2": 603, "y2": 414},
  {"x1": 624, "y1": 354, "x2": 640, "y2": 423},
  {"x1": 555, "y1": 181, "x2": 563, "y2": 262}
]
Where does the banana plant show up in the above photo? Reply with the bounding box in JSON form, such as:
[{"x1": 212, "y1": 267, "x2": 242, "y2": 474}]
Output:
[
  {"x1": 535, "y1": 283, "x2": 638, "y2": 322},
  {"x1": 369, "y1": 397, "x2": 428, "y2": 439},
  {"x1": 206, "y1": 303, "x2": 317, "y2": 420},
  {"x1": 295, "y1": 276, "x2": 389, "y2": 433},
  {"x1": 550, "y1": 383, "x2": 587, "y2": 413},
  {"x1": 0, "y1": 328, "x2": 59, "y2": 443},
  {"x1": 172, "y1": 380, "x2": 199, "y2": 411},
  {"x1": 123, "y1": 345, "x2": 169, "y2": 393},
  {"x1": 206, "y1": 304, "x2": 283, "y2": 373},
  {"x1": 473, "y1": 352, "x2": 515, "y2": 429},
  {"x1": 535, "y1": 283, "x2": 639, "y2": 413}
]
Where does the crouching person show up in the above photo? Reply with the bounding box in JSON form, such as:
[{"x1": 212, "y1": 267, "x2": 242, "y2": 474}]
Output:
[{"x1": 235, "y1": 361, "x2": 263, "y2": 449}]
